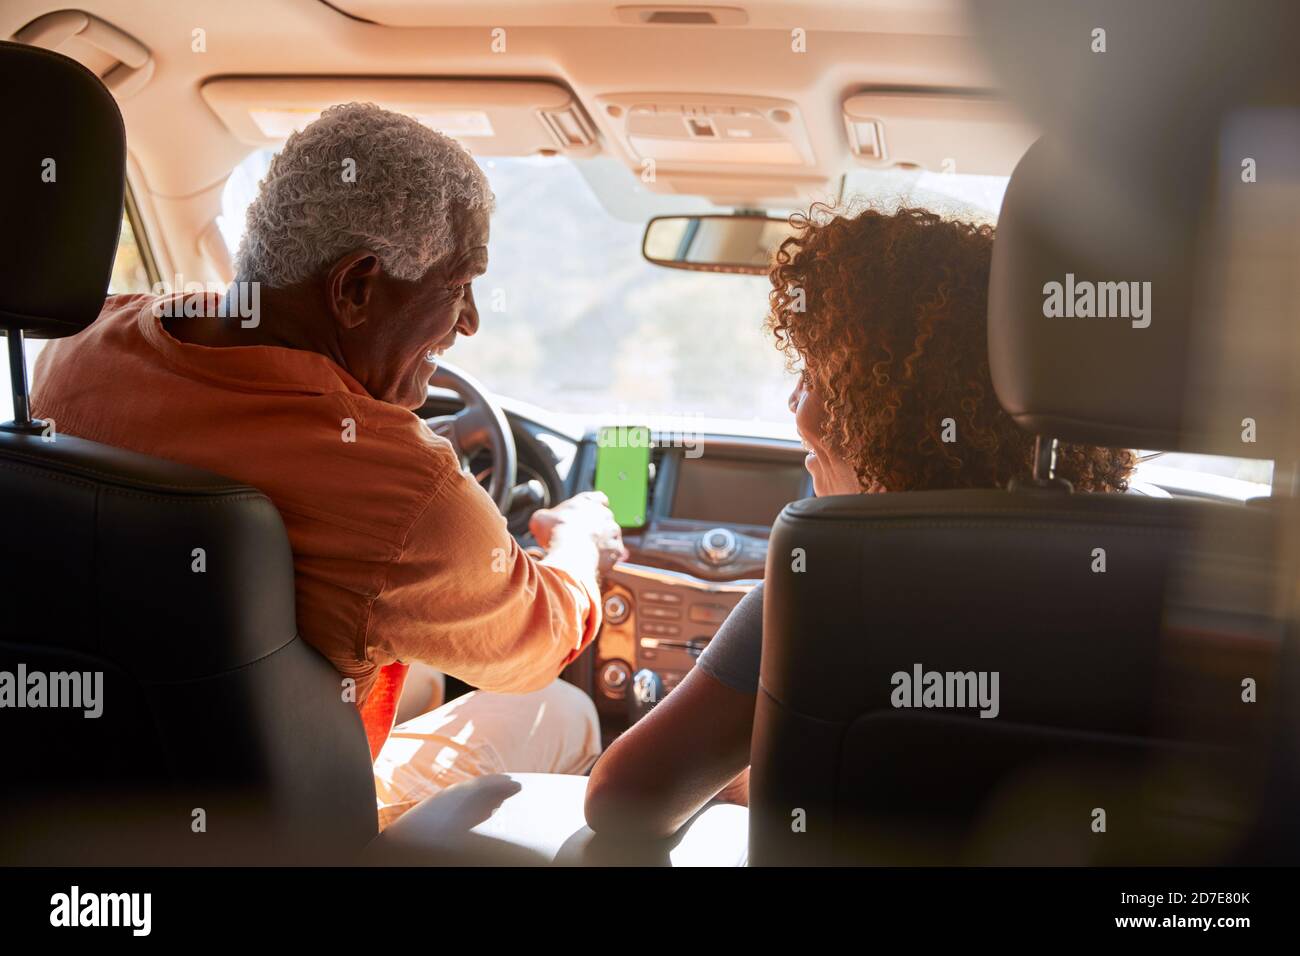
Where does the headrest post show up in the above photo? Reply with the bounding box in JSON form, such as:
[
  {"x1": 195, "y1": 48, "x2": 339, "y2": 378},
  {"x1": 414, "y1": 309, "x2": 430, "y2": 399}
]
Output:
[{"x1": 1, "y1": 329, "x2": 45, "y2": 436}]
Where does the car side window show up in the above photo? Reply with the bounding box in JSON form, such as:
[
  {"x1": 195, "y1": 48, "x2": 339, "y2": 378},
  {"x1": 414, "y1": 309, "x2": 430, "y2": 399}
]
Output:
[{"x1": 108, "y1": 206, "x2": 152, "y2": 295}]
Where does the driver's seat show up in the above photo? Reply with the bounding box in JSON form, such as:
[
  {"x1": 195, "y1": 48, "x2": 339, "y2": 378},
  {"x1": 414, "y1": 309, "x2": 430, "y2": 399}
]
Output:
[{"x1": 0, "y1": 40, "x2": 377, "y2": 864}]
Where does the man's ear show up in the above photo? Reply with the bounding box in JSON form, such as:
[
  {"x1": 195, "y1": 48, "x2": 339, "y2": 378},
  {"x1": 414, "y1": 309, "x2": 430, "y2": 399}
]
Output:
[{"x1": 326, "y1": 250, "x2": 384, "y2": 330}]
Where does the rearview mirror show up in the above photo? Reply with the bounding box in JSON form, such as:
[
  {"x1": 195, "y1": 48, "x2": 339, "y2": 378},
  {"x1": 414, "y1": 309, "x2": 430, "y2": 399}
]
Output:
[{"x1": 642, "y1": 214, "x2": 796, "y2": 275}]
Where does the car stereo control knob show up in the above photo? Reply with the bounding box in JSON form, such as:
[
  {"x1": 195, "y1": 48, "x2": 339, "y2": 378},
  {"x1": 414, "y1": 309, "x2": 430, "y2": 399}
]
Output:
[
  {"x1": 600, "y1": 660, "x2": 632, "y2": 698},
  {"x1": 698, "y1": 527, "x2": 739, "y2": 565},
  {"x1": 603, "y1": 593, "x2": 630, "y2": 624}
]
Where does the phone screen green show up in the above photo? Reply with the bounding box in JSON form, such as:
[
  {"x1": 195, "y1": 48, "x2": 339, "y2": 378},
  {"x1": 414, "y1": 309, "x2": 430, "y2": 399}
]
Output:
[{"x1": 594, "y1": 426, "x2": 651, "y2": 528}]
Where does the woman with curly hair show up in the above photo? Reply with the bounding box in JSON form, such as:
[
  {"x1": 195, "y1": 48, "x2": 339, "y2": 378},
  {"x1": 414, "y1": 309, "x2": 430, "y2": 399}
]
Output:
[{"x1": 584, "y1": 205, "x2": 1136, "y2": 839}]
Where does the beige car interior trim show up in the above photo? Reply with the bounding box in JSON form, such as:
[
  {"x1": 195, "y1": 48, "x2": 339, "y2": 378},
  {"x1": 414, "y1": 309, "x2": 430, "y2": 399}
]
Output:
[
  {"x1": 595, "y1": 93, "x2": 814, "y2": 168},
  {"x1": 196, "y1": 218, "x2": 233, "y2": 280},
  {"x1": 327, "y1": 0, "x2": 970, "y2": 34},
  {"x1": 201, "y1": 76, "x2": 600, "y2": 156},
  {"x1": 0, "y1": 0, "x2": 1018, "y2": 282},
  {"x1": 593, "y1": 90, "x2": 835, "y2": 205},
  {"x1": 122, "y1": 182, "x2": 161, "y2": 287},
  {"x1": 124, "y1": 152, "x2": 175, "y2": 284},
  {"x1": 12, "y1": 9, "x2": 154, "y2": 98},
  {"x1": 843, "y1": 89, "x2": 1040, "y2": 176},
  {"x1": 612, "y1": 5, "x2": 750, "y2": 27}
]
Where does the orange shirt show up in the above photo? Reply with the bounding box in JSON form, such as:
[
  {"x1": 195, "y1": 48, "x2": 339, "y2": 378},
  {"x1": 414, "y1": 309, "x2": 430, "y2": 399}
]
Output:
[{"x1": 31, "y1": 293, "x2": 601, "y2": 759}]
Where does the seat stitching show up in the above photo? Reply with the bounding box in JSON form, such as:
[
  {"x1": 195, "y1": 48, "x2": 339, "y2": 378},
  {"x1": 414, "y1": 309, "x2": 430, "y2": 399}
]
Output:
[{"x1": 136, "y1": 633, "x2": 304, "y2": 687}]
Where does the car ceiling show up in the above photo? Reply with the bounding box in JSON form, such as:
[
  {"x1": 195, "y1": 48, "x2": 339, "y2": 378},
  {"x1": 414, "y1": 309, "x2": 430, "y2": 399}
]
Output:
[{"x1": 2, "y1": 0, "x2": 1018, "y2": 281}]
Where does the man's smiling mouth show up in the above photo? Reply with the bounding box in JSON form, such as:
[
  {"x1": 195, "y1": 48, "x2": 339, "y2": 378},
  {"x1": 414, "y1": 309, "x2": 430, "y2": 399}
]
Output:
[{"x1": 424, "y1": 340, "x2": 453, "y2": 364}]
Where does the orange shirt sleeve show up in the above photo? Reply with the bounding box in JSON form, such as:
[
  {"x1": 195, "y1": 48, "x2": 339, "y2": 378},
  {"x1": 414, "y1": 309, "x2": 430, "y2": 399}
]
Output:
[{"x1": 364, "y1": 443, "x2": 602, "y2": 694}]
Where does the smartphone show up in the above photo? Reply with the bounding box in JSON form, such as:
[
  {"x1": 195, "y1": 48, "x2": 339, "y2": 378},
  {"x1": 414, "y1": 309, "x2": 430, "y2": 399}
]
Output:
[{"x1": 594, "y1": 425, "x2": 652, "y2": 529}]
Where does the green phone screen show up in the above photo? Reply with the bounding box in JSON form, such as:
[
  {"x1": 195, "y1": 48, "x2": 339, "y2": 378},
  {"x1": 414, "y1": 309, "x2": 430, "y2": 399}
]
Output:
[{"x1": 594, "y1": 426, "x2": 651, "y2": 528}]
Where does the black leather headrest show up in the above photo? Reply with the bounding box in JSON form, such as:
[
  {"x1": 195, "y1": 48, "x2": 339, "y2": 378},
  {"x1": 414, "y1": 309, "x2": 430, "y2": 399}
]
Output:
[
  {"x1": 0, "y1": 41, "x2": 125, "y2": 337},
  {"x1": 988, "y1": 137, "x2": 1209, "y2": 452}
]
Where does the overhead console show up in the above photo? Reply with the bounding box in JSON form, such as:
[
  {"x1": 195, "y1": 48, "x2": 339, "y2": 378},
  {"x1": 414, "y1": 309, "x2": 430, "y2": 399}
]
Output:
[
  {"x1": 595, "y1": 91, "x2": 835, "y2": 207},
  {"x1": 597, "y1": 92, "x2": 813, "y2": 167}
]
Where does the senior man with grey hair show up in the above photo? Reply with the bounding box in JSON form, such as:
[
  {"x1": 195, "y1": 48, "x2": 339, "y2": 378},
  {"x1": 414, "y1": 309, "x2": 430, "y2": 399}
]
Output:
[{"x1": 33, "y1": 103, "x2": 624, "y2": 827}]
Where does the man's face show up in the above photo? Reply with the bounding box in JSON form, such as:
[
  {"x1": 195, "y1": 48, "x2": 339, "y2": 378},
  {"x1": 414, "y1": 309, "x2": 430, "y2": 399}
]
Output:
[{"x1": 337, "y1": 208, "x2": 489, "y2": 409}]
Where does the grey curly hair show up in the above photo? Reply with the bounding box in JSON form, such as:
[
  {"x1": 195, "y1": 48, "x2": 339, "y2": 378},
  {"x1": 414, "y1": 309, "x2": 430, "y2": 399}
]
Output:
[{"x1": 234, "y1": 102, "x2": 495, "y2": 288}]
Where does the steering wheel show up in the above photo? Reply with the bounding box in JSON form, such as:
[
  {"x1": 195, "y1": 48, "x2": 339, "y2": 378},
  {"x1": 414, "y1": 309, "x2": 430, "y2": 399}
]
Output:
[{"x1": 422, "y1": 362, "x2": 518, "y2": 515}]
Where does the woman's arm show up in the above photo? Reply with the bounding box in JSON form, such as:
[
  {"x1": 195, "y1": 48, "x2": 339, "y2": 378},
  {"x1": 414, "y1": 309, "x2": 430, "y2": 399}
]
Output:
[{"x1": 583, "y1": 664, "x2": 756, "y2": 838}]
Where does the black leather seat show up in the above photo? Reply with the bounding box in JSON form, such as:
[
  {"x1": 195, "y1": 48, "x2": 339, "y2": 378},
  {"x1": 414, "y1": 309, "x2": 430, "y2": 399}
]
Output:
[
  {"x1": 0, "y1": 40, "x2": 377, "y2": 864},
  {"x1": 749, "y1": 139, "x2": 1298, "y2": 866}
]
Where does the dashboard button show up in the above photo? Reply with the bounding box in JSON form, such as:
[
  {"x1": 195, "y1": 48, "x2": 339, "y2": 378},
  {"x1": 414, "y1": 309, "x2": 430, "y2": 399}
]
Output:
[
  {"x1": 641, "y1": 622, "x2": 680, "y2": 637},
  {"x1": 642, "y1": 605, "x2": 680, "y2": 620},
  {"x1": 642, "y1": 590, "x2": 682, "y2": 605},
  {"x1": 688, "y1": 603, "x2": 731, "y2": 624}
]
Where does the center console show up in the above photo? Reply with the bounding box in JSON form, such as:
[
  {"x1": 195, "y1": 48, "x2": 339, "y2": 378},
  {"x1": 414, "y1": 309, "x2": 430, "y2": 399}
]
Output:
[
  {"x1": 566, "y1": 431, "x2": 811, "y2": 735},
  {"x1": 593, "y1": 563, "x2": 755, "y2": 720}
]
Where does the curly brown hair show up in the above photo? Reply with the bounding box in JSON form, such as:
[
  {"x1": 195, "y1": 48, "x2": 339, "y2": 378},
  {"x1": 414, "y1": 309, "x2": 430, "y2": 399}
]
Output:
[{"x1": 767, "y1": 205, "x2": 1135, "y2": 493}]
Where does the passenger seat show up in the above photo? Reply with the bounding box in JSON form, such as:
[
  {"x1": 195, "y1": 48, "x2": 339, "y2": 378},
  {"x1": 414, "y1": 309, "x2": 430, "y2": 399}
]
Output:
[{"x1": 748, "y1": 138, "x2": 1298, "y2": 866}]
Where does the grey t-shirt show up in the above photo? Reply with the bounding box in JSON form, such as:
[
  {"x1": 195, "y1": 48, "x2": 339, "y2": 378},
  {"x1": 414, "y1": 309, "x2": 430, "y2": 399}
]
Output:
[{"x1": 694, "y1": 583, "x2": 764, "y2": 694}]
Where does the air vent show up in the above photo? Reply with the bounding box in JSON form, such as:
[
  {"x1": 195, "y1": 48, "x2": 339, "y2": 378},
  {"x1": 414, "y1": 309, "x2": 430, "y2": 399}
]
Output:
[{"x1": 615, "y1": 6, "x2": 749, "y2": 26}]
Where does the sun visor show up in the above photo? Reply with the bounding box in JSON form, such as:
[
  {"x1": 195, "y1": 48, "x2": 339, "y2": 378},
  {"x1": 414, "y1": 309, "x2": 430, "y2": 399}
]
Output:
[
  {"x1": 842, "y1": 89, "x2": 1038, "y2": 175},
  {"x1": 200, "y1": 77, "x2": 598, "y2": 156}
]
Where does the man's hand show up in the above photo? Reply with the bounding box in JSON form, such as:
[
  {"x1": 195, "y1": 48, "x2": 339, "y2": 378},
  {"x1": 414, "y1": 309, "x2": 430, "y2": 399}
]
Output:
[{"x1": 530, "y1": 491, "x2": 629, "y2": 572}]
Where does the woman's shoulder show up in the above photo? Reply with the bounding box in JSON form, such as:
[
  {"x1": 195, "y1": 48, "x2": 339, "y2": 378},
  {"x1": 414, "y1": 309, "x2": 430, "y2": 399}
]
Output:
[{"x1": 694, "y1": 583, "x2": 764, "y2": 695}]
